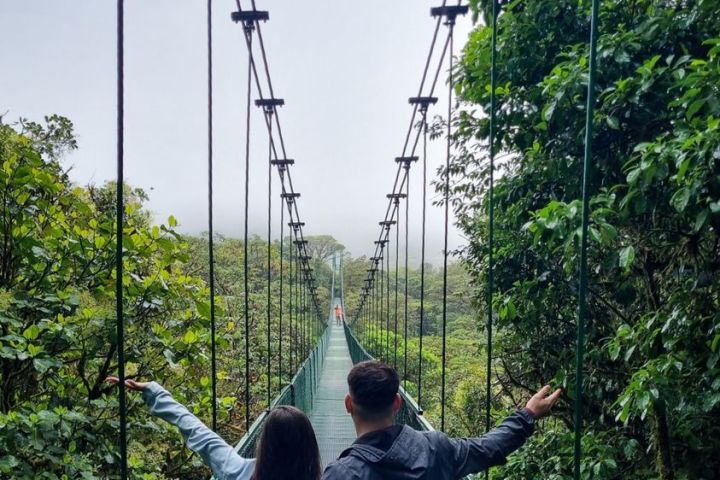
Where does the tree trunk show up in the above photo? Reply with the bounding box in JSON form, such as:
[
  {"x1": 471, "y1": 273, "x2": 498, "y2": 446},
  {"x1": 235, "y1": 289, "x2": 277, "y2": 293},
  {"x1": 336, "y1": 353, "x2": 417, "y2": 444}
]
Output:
[{"x1": 653, "y1": 396, "x2": 675, "y2": 480}]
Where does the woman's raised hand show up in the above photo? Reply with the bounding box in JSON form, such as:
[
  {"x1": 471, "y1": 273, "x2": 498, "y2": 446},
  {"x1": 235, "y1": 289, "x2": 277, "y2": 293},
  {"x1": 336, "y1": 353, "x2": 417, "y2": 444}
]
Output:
[{"x1": 106, "y1": 376, "x2": 150, "y2": 391}]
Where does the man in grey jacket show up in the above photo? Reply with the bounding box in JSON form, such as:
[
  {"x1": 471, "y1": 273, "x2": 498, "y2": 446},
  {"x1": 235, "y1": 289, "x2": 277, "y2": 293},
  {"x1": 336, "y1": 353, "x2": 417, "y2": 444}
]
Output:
[{"x1": 322, "y1": 361, "x2": 561, "y2": 480}]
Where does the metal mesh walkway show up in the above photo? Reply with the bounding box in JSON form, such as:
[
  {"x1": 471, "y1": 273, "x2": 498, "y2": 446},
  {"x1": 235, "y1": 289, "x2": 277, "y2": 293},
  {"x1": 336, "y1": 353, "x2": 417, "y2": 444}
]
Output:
[{"x1": 310, "y1": 298, "x2": 357, "y2": 468}]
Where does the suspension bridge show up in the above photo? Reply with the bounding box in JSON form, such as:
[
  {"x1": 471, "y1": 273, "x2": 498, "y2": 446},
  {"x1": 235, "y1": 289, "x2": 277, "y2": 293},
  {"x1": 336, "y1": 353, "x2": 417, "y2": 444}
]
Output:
[{"x1": 108, "y1": 0, "x2": 603, "y2": 478}]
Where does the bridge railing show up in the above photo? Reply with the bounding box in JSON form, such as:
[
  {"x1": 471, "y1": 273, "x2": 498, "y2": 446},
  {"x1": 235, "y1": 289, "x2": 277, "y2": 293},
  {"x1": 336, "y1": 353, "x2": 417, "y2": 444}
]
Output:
[
  {"x1": 228, "y1": 324, "x2": 331, "y2": 460},
  {"x1": 343, "y1": 323, "x2": 434, "y2": 432}
]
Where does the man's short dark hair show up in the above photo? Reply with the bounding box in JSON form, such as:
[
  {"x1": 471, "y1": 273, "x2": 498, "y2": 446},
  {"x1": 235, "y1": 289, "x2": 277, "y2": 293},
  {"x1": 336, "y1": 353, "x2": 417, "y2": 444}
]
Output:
[{"x1": 347, "y1": 361, "x2": 400, "y2": 420}]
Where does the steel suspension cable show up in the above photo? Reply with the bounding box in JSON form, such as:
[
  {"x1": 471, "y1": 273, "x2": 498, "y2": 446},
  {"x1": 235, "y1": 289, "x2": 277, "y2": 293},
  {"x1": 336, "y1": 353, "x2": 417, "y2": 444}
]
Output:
[
  {"x1": 295, "y1": 240, "x2": 300, "y2": 368},
  {"x1": 485, "y1": 0, "x2": 499, "y2": 457},
  {"x1": 367, "y1": 277, "x2": 372, "y2": 347},
  {"x1": 374, "y1": 274, "x2": 378, "y2": 355},
  {"x1": 295, "y1": 240, "x2": 303, "y2": 360},
  {"x1": 206, "y1": 0, "x2": 218, "y2": 433},
  {"x1": 303, "y1": 268, "x2": 306, "y2": 357},
  {"x1": 231, "y1": 4, "x2": 323, "y2": 398},
  {"x1": 242, "y1": 22, "x2": 253, "y2": 431},
  {"x1": 377, "y1": 265, "x2": 381, "y2": 358},
  {"x1": 376, "y1": 255, "x2": 380, "y2": 358},
  {"x1": 291, "y1": 237, "x2": 295, "y2": 367},
  {"x1": 250, "y1": 0, "x2": 288, "y2": 159},
  {"x1": 380, "y1": 0, "x2": 448, "y2": 228},
  {"x1": 359, "y1": 293, "x2": 364, "y2": 338},
  {"x1": 377, "y1": 261, "x2": 381, "y2": 357},
  {"x1": 403, "y1": 168, "x2": 410, "y2": 389},
  {"x1": 301, "y1": 251, "x2": 304, "y2": 355},
  {"x1": 394, "y1": 203, "x2": 400, "y2": 370},
  {"x1": 265, "y1": 108, "x2": 273, "y2": 410},
  {"x1": 418, "y1": 106, "x2": 429, "y2": 409},
  {"x1": 377, "y1": 271, "x2": 381, "y2": 357},
  {"x1": 115, "y1": 0, "x2": 127, "y2": 477},
  {"x1": 363, "y1": 290, "x2": 372, "y2": 343},
  {"x1": 350, "y1": 6, "x2": 450, "y2": 325},
  {"x1": 440, "y1": 15, "x2": 457, "y2": 433},
  {"x1": 363, "y1": 288, "x2": 367, "y2": 339},
  {"x1": 370, "y1": 278, "x2": 374, "y2": 353},
  {"x1": 364, "y1": 288, "x2": 368, "y2": 339},
  {"x1": 384, "y1": 247, "x2": 389, "y2": 361},
  {"x1": 369, "y1": 280, "x2": 374, "y2": 339},
  {"x1": 386, "y1": 238, "x2": 391, "y2": 362},
  {"x1": 379, "y1": 247, "x2": 385, "y2": 361},
  {"x1": 278, "y1": 185, "x2": 284, "y2": 387},
  {"x1": 289, "y1": 226, "x2": 294, "y2": 371},
  {"x1": 575, "y1": 1, "x2": 600, "y2": 477},
  {"x1": 296, "y1": 240, "x2": 300, "y2": 365},
  {"x1": 366, "y1": 30, "x2": 451, "y2": 269},
  {"x1": 235, "y1": 2, "x2": 320, "y2": 320},
  {"x1": 354, "y1": 28, "x2": 452, "y2": 323},
  {"x1": 341, "y1": 256, "x2": 345, "y2": 322},
  {"x1": 365, "y1": 283, "x2": 372, "y2": 341},
  {"x1": 301, "y1": 251, "x2": 305, "y2": 356},
  {"x1": 302, "y1": 272, "x2": 306, "y2": 357}
]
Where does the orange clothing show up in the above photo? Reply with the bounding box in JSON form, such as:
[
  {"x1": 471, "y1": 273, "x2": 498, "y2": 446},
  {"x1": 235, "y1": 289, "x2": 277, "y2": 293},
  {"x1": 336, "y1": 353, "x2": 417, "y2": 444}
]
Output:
[{"x1": 334, "y1": 305, "x2": 342, "y2": 318}]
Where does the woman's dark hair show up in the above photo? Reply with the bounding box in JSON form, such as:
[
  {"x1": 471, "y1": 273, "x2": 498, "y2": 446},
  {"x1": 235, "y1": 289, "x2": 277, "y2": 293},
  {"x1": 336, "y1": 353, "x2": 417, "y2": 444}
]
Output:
[{"x1": 252, "y1": 405, "x2": 321, "y2": 480}]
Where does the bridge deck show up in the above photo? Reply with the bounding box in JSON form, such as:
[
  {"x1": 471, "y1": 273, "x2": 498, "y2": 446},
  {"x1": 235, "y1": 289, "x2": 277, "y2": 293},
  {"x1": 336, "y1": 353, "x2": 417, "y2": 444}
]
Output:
[{"x1": 310, "y1": 304, "x2": 357, "y2": 467}]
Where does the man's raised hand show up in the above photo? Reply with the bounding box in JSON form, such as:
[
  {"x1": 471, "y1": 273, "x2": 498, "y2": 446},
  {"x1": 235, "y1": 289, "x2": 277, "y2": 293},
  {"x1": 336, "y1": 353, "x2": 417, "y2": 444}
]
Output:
[
  {"x1": 524, "y1": 385, "x2": 562, "y2": 419},
  {"x1": 106, "y1": 376, "x2": 150, "y2": 392}
]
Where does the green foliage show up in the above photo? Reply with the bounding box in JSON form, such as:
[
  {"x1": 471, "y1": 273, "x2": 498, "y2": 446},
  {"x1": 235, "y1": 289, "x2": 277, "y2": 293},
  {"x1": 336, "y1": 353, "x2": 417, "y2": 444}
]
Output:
[
  {"x1": 0, "y1": 117, "x2": 325, "y2": 478},
  {"x1": 444, "y1": 0, "x2": 720, "y2": 478},
  {"x1": 346, "y1": 255, "x2": 484, "y2": 436},
  {"x1": 0, "y1": 117, "x2": 220, "y2": 478}
]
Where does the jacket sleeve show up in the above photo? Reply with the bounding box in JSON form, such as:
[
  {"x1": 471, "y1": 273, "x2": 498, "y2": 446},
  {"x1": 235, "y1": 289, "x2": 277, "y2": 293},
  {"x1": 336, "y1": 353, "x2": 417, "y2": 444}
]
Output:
[
  {"x1": 321, "y1": 460, "x2": 358, "y2": 480},
  {"x1": 447, "y1": 408, "x2": 535, "y2": 478},
  {"x1": 142, "y1": 382, "x2": 255, "y2": 480}
]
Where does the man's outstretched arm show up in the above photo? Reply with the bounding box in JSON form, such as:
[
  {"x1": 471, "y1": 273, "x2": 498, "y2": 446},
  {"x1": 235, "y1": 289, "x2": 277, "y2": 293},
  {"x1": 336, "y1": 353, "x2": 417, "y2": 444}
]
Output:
[{"x1": 448, "y1": 385, "x2": 561, "y2": 477}]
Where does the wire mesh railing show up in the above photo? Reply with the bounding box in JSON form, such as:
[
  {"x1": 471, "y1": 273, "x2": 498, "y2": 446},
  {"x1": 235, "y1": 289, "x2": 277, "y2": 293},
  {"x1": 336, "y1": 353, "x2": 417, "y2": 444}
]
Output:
[
  {"x1": 225, "y1": 324, "x2": 330, "y2": 460},
  {"x1": 343, "y1": 323, "x2": 434, "y2": 432}
]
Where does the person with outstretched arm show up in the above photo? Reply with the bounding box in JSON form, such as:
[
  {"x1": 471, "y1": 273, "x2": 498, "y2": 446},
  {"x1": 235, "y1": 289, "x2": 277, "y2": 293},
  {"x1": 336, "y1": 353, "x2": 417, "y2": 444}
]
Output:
[
  {"x1": 322, "y1": 361, "x2": 561, "y2": 480},
  {"x1": 106, "y1": 377, "x2": 322, "y2": 480}
]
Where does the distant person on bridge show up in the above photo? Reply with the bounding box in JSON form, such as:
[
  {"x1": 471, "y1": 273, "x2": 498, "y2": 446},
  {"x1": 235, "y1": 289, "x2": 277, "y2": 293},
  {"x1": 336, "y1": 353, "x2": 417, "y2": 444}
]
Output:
[
  {"x1": 334, "y1": 304, "x2": 343, "y2": 326},
  {"x1": 321, "y1": 361, "x2": 561, "y2": 480},
  {"x1": 107, "y1": 377, "x2": 322, "y2": 480}
]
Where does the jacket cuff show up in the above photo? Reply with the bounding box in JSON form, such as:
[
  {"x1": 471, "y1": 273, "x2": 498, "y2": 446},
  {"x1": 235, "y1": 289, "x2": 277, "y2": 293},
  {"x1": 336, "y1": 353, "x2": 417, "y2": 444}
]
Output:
[
  {"x1": 142, "y1": 381, "x2": 165, "y2": 404},
  {"x1": 518, "y1": 408, "x2": 536, "y2": 426}
]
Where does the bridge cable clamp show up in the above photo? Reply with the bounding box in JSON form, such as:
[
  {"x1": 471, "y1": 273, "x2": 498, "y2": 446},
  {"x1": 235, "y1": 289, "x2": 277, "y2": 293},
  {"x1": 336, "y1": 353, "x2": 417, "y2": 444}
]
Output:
[
  {"x1": 430, "y1": 5, "x2": 469, "y2": 26},
  {"x1": 409, "y1": 96, "x2": 438, "y2": 114},
  {"x1": 395, "y1": 156, "x2": 419, "y2": 170},
  {"x1": 231, "y1": 9, "x2": 269, "y2": 31},
  {"x1": 255, "y1": 98, "x2": 285, "y2": 115},
  {"x1": 271, "y1": 158, "x2": 295, "y2": 171}
]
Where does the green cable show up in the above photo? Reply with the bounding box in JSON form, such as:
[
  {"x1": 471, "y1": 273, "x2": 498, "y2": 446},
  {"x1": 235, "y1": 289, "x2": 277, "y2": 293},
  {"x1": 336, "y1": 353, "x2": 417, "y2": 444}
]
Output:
[
  {"x1": 115, "y1": 1, "x2": 127, "y2": 476},
  {"x1": 206, "y1": 0, "x2": 218, "y2": 434},
  {"x1": 575, "y1": 0, "x2": 600, "y2": 478},
  {"x1": 486, "y1": 0, "x2": 498, "y2": 447},
  {"x1": 485, "y1": 3, "x2": 499, "y2": 479}
]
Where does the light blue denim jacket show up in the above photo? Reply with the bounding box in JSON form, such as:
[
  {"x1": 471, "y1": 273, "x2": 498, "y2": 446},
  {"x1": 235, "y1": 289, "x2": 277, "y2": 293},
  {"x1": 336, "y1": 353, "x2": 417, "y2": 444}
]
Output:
[{"x1": 142, "y1": 382, "x2": 255, "y2": 480}]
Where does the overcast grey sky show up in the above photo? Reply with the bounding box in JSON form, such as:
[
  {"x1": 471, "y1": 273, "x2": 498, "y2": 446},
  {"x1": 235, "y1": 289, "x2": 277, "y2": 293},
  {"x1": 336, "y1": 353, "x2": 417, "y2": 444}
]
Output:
[{"x1": 1, "y1": 1, "x2": 474, "y2": 265}]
